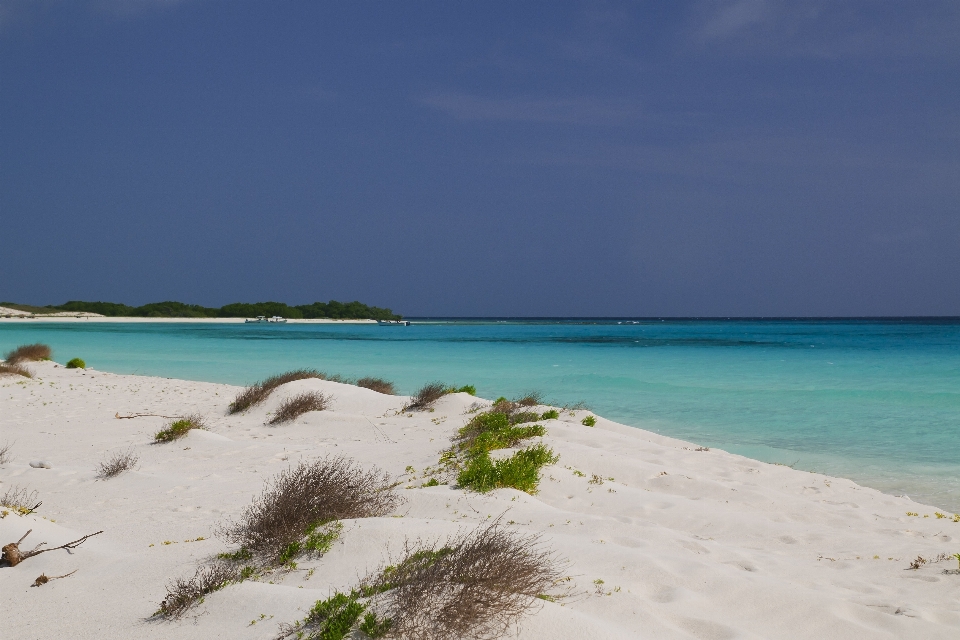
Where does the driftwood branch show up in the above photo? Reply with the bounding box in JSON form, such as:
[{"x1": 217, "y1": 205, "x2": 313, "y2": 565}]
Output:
[
  {"x1": 2, "y1": 529, "x2": 104, "y2": 567},
  {"x1": 115, "y1": 412, "x2": 182, "y2": 419},
  {"x1": 33, "y1": 569, "x2": 77, "y2": 587}
]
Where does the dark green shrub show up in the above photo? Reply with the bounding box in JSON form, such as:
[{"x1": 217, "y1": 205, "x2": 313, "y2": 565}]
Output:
[
  {"x1": 541, "y1": 409, "x2": 560, "y2": 420},
  {"x1": 65, "y1": 357, "x2": 85, "y2": 369},
  {"x1": 581, "y1": 415, "x2": 597, "y2": 427}
]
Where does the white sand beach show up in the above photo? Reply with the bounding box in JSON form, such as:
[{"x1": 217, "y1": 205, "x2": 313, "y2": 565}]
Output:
[{"x1": 1, "y1": 361, "x2": 958, "y2": 639}]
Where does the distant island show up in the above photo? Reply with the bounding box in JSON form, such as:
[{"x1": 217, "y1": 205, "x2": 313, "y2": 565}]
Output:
[{"x1": 0, "y1": 300, "x2": 401, "y2": 321}]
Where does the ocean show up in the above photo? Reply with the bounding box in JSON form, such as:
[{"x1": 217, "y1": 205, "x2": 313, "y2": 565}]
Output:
[{"x1": 2, "y1": 318, "x2": 958, "y2": 511}]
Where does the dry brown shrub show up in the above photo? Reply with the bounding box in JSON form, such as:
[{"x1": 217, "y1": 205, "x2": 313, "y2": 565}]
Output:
[
  {"x1": 219, "y1": 457, "x2": 400, "y2": 563},
  {"x1": 156, "y1": 561, "x2": 240, "y2": 619},
  {"x1": 404, "y1": 382, "x2": 448, "y2": 411},
  {"x1": 356, "y1": 377, "x2": 396, "y2": 395},
  {"x1": 364, "y1": 520, "x2": 563, "y2": 640},
  {"x1": 1, "y1": 485, "x2": 40, "y2": 514},
  {"x1": 4, "y1": 343, "x2": 51, "y2": 364},
  {"x1": 0, "y1": 441, "x2": 13, "y2": 465},
  {"x1": 269, "y1": 391, "x2": 329, "y2": 425},
  {"x1": 96, "y1": 447, "x2": 139, "y2": 478},
  {"x1": 0, "y1": 362, "x2": 31, "y2": 378},
  {"x1": 514, "y1": 391, "x2": 544, "y2": 407},
  {"x1": 228, "y1": 369, "x2": 325, "y2": 414}
]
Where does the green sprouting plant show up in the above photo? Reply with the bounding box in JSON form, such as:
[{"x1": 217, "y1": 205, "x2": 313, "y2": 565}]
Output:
[
  {"x1": 278, "y1": 520, "x2": 343, "y2": 566},
  {"x1": 447, "y1": 384, "x2": 476, "y2": 396},
  {"x1": 65, "y1": 357, "x2": 86, "y2": 369},
  {"x1": 217, "y1": 548, "x2": 253, "y2": 561},
  {"x1": 953, "y1": 553, "x2": 960, "y2": 570},
  {"x1": 541, "y1": 409, "x2": 559, "y2": 420},
  {"x1": 422, "y1": 478, "x2": 440, "y2": 487},
  {"x1": 154, "y1": 415, "x2": 204, "y2": 442},
  {"x1": 457, "y1": 444, "x2": 558, "y2": 494},
  {"x1": 581, "y1": 415, "x2": 597, "y2": 427},
  {"x1": 278, "y1": 591, "x2": 391, "y2": 640}
]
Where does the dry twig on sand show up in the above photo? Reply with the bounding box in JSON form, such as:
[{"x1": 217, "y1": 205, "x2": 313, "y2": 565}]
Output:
[
  {"x1": 2, "y1": 529, "x2": 103, "y2": 567},
  {"x1": 33, "y1": 569, "x2": 77, "y2": 587}
]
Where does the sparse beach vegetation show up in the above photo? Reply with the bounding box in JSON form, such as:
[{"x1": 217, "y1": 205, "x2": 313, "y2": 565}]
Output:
[
  {"x1": 278, "y1": 520, "x2": 561, "y2": 640},
  {"x1": 96, "y1": 447, "x2": 139, "y2": 478},
  {"x1": 405, "y1": 382, "x2": 449, "y2": 411},
  {"x1": 154, "y1": 415, "x2": 204, "y2": 442},
  {"x1": 228, "y1": 369, "x2": 325, "y2": 413},
  {"x1": 1, "y1": 485, "x2": 40, "y2": 515},
  {"x1": 157, "y1": 561, "x2": 242, "y2": 619},
  {"x1": 0, "y1": 440, "x2": 12, "y2": 465},
  {"x1": 581, "y1": 415, "x2": 597, "y2": 427},
  {"x1": 219, "y1": 457, "x2": 399, "y2": 565},
  {"x1": 4, "y1": 343, "x2": 52, "y2": 364},
  {"x1": 541, "y1": 409, "x2": 560, "y2": 420},
  {"x1": 269, "y1": 391, "x2": 330, "y2": 425},
  {"x1": 356, "y1": 377, "x2": 396, "y2": 395},
  {"x1": 65, "y1": 357, "x2": 86, "y2": 369},
  {"x1": 0, "y1": 362, "x2": 32, "y2": 377}
]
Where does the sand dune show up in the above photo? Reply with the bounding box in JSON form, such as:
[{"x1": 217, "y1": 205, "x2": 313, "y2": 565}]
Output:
[{"x1": 1, "y1": 361, "x2": 957, "y2": 639}]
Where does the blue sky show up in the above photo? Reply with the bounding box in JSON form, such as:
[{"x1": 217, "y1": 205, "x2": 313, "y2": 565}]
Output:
[{"x1": 2, "y1": 1, "x2": 958, "y2": 316}]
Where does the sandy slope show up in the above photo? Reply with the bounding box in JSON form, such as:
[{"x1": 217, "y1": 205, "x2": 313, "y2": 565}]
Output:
[{"x1": 1, "y1": 361, "x2": 957, "y2": 639}]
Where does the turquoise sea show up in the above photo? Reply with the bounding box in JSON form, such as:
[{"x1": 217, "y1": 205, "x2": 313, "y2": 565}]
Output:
[{"x1": 2, "y1": 319, "x2": 958, "y2": 512}]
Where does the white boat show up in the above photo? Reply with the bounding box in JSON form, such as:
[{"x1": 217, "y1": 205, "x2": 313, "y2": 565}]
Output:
[
  {"x1": 377, "y1": 319, "x2": 410, "y2": 326},
  {"x1": 244, "y1": 316, "x2": 287, "y2": 324}
]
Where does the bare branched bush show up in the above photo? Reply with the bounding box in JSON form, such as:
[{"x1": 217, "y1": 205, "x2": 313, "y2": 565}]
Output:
[
  {"x1": 363, "y1": 520, "x2": 564, "y2": 640},
  {"x1": 269, "y1": 391, "x2": 330, "y2": 425},
  {"x1": 96, "y1": 447, "x2": 139, "y2": 478},
  {"x1": 514, "y1": 391, "x2": 544, "y2": 407},
  {"x1": 356, "y1": 377, "x2": 396, "y2": 395},
  {"x1": 156, "y1": 561, "x2": 240, "y2": 619},
  {"x1": 228, "y1": 369, "x2": 325, "y2": 414},
  {"x1": 1, "y1": 485, "x2": 40, "y2": 515},
  {"x1": 219, "y1": 457, "x2": 400, "y2": 563},
  {"x1": 0, "y1": 441, "x2": 13, "y2": 465},
  {"x1": 0, "y1": 362, "x2": 31, "y2": 378},
  {"x1": 404, "y1": 382, "x2": 448, "y2": 411},
  {"x1": 4, "y1": 343, "x2": 51, "y2": 364}
]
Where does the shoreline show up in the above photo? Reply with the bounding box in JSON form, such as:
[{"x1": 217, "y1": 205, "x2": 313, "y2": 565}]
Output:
[{"x1": 2, "y1": 361, "x2": 957, "y2": 638}]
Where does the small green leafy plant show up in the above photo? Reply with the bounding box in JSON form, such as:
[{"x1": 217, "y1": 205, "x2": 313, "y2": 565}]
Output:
[
  {"x1": 154, "y1": 415, "x2": 204, "y2": 442},
  {"x1": 581, "y1": 415, "x2": 597, "y2": 427},
  {"x1": 65, "y1": 357, "x2": 86, "y2": 369},
  {"x1": 541, "y1": 409, "x2": 559, "y2": 420}
]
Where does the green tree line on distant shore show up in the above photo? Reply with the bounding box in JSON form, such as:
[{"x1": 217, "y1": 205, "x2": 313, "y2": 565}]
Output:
[{"x1": 11, "y1": 300, "x2": 401, "y2": 320}]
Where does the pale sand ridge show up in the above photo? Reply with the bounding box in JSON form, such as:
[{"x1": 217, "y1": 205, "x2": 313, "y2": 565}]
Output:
[{"x1": 1, "y1": 361, "x2": 957, "y2": 639}]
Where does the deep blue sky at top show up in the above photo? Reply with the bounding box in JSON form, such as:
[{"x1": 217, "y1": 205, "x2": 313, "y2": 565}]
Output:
[{"x1": 1, "y1": 1, "x2": 958, "y2": 316}]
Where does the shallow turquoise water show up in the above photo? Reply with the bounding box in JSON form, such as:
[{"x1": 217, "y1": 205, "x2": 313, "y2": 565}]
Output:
[{"x1": 2, "y1": 319, "x2": 958, "y2": 511}]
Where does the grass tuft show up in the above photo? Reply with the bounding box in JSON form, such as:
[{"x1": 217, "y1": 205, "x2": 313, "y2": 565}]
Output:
[
  {"x1": 219, "y1": 457, "x2": 400, "y2": 564},
  {"x1": 270, "y1": 391, "x2": 330, "y2": 425},
  {"x1": 228, "y1": 369, "x2": 325, "y2": 414},
  {"x1": 96, "y1": 447, "x2": 139, "y2": 478},
  {"x1": 581, "y1": 415, "x2": 597, "y2": 427},
  {"x1": 457, "y1": 444, "x2": 558, "y2": 494},
  {"x1": 404, "y1": 382, "x2": 449, "y2": 411},
  {"x1": 4, "y1": 343, "x2": 51, "y2": 364},
  {"x1": 154, "y1": 414, "x2": 204, "y2": 443},
  {"x1": 156, "y1": 561, "x2": 240, "y2": 619},
  {"x1": 355, "y1": 377, "x2": 396, "y2": 395},
  {"x1": 0, "y1": 362, "x2": 32, "y2": 377}
]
